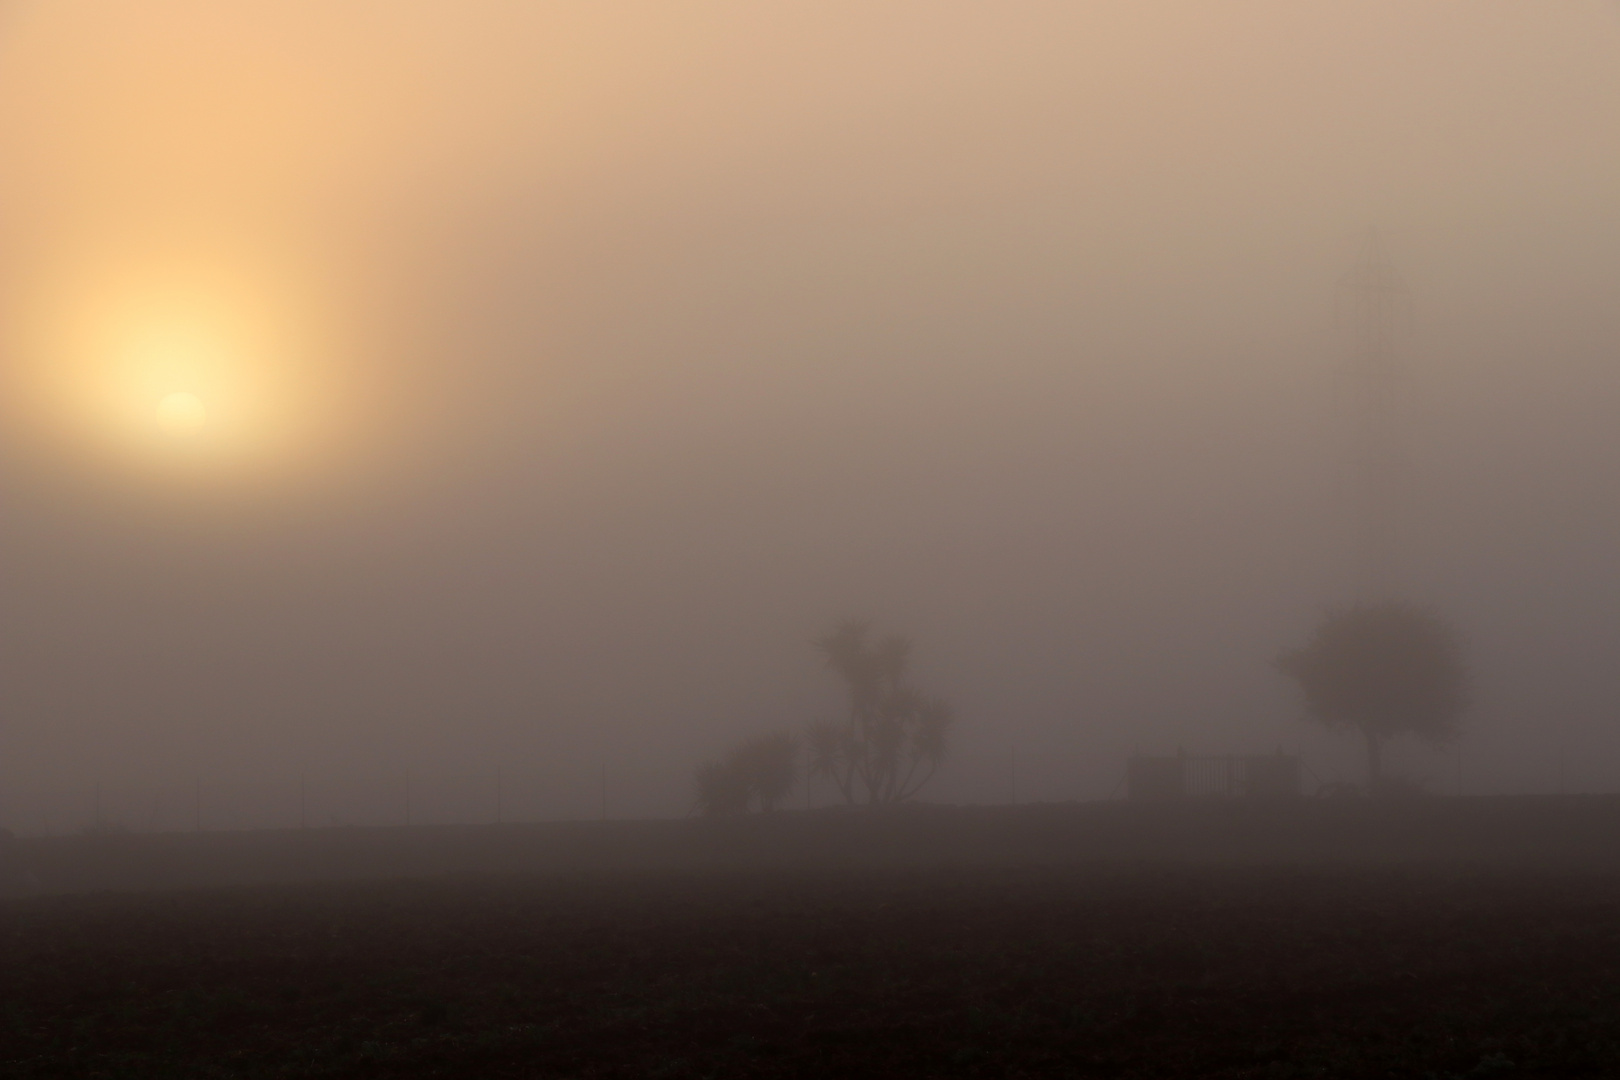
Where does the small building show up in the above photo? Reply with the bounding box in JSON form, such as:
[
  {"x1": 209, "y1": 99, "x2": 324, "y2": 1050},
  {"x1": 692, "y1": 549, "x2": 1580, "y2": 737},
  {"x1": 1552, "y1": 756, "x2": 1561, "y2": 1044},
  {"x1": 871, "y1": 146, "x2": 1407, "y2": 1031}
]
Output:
[{"x1": 1126, "y1": 751, "x2": 1301, "y2": 800}]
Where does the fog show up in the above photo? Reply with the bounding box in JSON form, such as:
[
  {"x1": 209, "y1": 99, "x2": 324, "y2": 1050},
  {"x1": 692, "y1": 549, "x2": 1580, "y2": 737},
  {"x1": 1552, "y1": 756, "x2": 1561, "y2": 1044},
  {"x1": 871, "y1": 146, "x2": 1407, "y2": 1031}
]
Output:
[{"x1": 0, "y1": 2, "x2": 1617, "y2": 832}]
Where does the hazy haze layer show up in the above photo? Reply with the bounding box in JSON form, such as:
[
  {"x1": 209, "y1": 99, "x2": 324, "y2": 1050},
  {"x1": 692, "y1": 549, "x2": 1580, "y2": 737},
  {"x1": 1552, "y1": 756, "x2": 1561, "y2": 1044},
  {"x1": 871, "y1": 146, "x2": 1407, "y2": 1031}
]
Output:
[{"x1": 1, "y1": 2, "x2": 1618, "y2": 829}]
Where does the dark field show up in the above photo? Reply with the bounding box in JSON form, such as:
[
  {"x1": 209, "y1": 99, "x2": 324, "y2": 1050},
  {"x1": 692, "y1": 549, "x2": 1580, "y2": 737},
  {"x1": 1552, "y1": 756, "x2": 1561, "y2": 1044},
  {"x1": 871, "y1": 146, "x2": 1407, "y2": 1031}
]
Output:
[
  {"x1": 6, "y1": 861, "x2": 1620, "y2": 1077},
  {"x1": 7, "y1": 801, "x2": 1620, "y2": 1078}
]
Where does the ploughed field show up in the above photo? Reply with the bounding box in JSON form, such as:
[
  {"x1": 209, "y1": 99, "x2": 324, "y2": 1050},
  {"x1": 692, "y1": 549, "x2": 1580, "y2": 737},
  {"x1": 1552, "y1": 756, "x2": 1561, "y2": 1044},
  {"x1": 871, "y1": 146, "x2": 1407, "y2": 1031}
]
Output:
[{"x1": 4, "y1": 865, "x2": 1620, "y2": 1078}]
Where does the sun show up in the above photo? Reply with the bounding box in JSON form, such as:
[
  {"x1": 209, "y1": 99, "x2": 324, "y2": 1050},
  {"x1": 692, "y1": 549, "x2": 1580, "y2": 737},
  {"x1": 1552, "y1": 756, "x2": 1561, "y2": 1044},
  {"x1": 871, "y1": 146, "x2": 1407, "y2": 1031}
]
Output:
[
  {"x1": 157, "y1": 391, "x2": 207, "y2": 434},
  {"x1": 9, "y1": 237, "x2": 361, "y2": 484}
]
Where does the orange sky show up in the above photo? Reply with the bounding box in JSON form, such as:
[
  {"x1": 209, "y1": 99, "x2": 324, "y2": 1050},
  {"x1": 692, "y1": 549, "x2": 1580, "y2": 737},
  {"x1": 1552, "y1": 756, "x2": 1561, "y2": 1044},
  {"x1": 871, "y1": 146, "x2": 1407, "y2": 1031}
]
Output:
[{"x1": 0, "y1": 3, "x2": 1618, "y2": 825}]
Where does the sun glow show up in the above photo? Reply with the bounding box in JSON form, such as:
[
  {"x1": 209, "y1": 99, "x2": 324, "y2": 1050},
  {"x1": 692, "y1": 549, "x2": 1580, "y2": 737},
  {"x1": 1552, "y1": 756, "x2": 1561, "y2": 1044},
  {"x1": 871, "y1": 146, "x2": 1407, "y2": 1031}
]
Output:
[
  {"x1": 10, "y1": 240, "x2": 351, "y2": 484},
  {"x1": 157, "y1": 391, "x2": 208, "y2": 434}
]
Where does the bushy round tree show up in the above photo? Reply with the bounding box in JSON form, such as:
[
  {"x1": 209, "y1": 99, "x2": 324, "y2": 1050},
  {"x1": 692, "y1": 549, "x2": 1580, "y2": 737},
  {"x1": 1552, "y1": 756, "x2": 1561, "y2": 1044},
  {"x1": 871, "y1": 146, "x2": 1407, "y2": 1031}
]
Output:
[
  {"x1": 1277, "y1": 603, "x2": 1469, "y2": 790},
  {"x1": 693, "y1": 732, "x2": 799, "y2": 815}
]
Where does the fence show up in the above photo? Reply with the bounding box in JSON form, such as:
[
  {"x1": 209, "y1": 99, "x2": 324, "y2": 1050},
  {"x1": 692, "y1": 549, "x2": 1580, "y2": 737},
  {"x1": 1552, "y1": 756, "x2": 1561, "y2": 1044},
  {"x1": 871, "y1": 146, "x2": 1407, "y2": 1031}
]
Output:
[{"x1": 1126, "y1": 753, "x2": 1301, "y2": 800}]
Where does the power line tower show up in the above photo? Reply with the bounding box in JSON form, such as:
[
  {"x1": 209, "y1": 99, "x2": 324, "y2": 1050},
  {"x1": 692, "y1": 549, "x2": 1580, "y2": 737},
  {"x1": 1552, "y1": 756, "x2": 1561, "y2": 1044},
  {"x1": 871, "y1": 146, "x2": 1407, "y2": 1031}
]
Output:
[{"x1": 1338, "y1": 228, "x2": 1413, "y2": 602}]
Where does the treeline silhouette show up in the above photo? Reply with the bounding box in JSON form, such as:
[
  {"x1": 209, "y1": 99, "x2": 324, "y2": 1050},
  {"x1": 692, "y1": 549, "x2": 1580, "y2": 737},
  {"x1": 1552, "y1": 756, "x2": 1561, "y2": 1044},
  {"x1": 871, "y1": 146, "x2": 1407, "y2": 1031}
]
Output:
[
  {"x1": 694, "y1": 603, "x2": 1472, "y2": 812},
  {"x1": 694, "y1": 619, "x2": 953, "y2": 815}
]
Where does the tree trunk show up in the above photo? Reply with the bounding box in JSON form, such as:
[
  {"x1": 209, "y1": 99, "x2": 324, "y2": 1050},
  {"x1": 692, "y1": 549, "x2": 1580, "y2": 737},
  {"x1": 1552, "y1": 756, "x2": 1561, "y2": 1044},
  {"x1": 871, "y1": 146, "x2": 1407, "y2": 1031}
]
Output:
[{"x1": 1364, "y1": 727, "x2": 1382, "y2": 791}]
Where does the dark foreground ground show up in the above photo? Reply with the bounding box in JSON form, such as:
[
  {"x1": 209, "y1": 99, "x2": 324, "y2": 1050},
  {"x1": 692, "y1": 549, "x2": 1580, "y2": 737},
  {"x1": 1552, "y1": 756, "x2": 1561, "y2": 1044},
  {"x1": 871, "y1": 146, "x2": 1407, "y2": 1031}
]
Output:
[
  {"x1": 4, "y1": 863, "x2": 1620, "y2": 1079},
  {"x1": 6, "y1": 800, "x2": 1620, "y2": 1078}
]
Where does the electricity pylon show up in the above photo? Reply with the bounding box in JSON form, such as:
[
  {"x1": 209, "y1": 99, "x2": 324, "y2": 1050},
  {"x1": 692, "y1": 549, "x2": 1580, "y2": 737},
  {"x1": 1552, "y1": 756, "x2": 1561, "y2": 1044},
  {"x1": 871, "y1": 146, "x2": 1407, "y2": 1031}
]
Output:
[{"x1": 1338, "y1": 228, "x2": 1412, "y2": 602}]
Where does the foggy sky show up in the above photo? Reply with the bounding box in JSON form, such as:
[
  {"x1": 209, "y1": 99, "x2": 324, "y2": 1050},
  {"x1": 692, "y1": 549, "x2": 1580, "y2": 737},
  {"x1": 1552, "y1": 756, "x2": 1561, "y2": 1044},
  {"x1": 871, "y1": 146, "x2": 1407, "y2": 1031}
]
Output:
[{"x1": 1, "y1": 2, "x2": 1619, "y2": 830}]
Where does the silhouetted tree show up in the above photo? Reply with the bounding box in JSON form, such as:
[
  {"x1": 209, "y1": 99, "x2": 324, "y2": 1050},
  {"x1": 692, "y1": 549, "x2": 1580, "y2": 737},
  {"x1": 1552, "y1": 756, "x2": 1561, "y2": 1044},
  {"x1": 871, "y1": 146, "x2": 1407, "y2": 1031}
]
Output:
[
  {"x1": 807, "y1": 619, "x2": 952, "y2": 805},
  {"x1": 692, "y1": 732, "x2": 799, "y2": 815},
  {"x1": 1276, "y1": 603, "x2": 1469, "y2": 790},
  {"x1": 732, "y1": 732, "x2": 798, "y2": 812}
]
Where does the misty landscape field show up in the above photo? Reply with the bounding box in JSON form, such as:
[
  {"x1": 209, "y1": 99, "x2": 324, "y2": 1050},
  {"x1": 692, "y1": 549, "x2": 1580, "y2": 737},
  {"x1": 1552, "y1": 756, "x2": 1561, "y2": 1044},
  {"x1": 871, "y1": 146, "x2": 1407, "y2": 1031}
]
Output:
[
  {"x1": 3, "y1": 1, "x2": 1620, "y2": 1076},
  {"x1": 8, "y1": 808, "x2": 1620, "y2": 1077}
]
